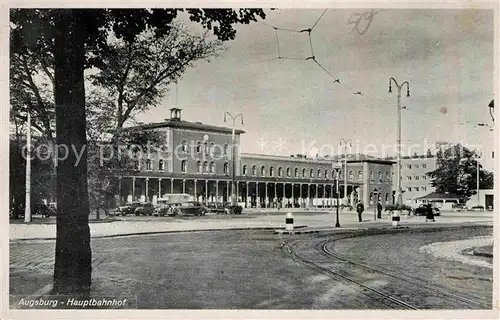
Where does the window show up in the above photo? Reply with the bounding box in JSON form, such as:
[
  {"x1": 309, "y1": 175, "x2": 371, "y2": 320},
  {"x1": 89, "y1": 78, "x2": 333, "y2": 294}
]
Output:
[
  {"x1": 204, "y1": 142, "x2": 209, "y2": 154},
  {"x1": 203, "y1": 161, "x2": 209, "y2": 173},
  {"x1": 407, "y1": 187, "x2": 412, "y2": 192},
  {"x1": 349, "y1": 170, "x2": 354, "y2": 179},
  {"x1": 325, "y1": 170, "x2": 328, "y2": 179},
  {"x1": 385, "y1": 172, "x2": 389, "y2": 180},
  {"x1": 181, "y1": 160, "x2": 187, "y2": 173},
  {"x1": 223, "y1": 144, "x2": 229, "y2": 156},
  {"x1": 287, "y1": 167, "x2": 291, "y2": 177},
  {"x1": 146, "y1": 159, "x2": 152, "y2": 171},
  {"x1": 223, "y1": 163, "x2": 229, "y2": 175},
  {"x1": 197, "y1": 161, "x2": 202, "y2": 173},
  {"x1": 278, "y1": 167, "x2": 283, "y2": 177},
  {"x1": 385, "y1": 193, "x2": 389, "y2": 202},
  {"x1": 210, "y1": 142, "x2": 215, "y2": 156},
  {"x1": 407, "y1": 164, "x2": 412, "y2": 169},
  {"x1": 378, "y1": 171, "x2": 382, "y2": 180},
  {"x1": 422, "y1": 175, "x2": 427, "y2": 180},
  {"x1": 295, "y1": 168, "x2": 299, "y2": 178},
  {"x1": 134, "y1": 160, "x2": 140, "y2": 171},
  {"x1": 303, "y1": 168, "x2": 307, "y2": 178},
  {"x1": 261, "y1": 166, "x2": 266, "y2": 176},
  {"x1": 158, "y1": 159, "x2": 164, "y2": 171},
  {"x1": 332, "y1": 170, "x2": 336, "y2": 179},
  {"x1": 338, "y1": 169, "x2": 342, "y2": 178},
  {"x1": 210, "y1": 162, "x2": 215, "y2": 174},
  {"x1": 243, "y1": 165, "x2": 248, "y2": 176},
  {"x1": 270, "y1": 167, "x2": 274, "y2": 177},
  {"x1": 310, "y1": 169, "x2": 314, "y2": 178},
  {"x1": 358, "y1": 170, "x2": 363, "y2": 180},
  {"x1": 252, "y1": 165, "x2": 257, "y2": 176},
  {"x1": 415, "y1": 176, "x2": 419, "y2": 180},
  {"x1": 414, "y1": 164, "x2": 420, "y2": 168},
  {"x1": 370, "y1": 171, "x2": 373, "y2": 179},
  {"x1": 317, "y1": 169, "x2": 322, "y2": 178},
  {"x1": 422, "y1": 164, "x2": 427, "y2": 168},
  {"x1": 422, "y1": 186, "x2": 427, "y2": 191},
  {"x1": 407, "y1": 176, "x2": 412, "y2": 180},
  {"x1": 196, "y1": 142, "x2": 201, "y2": 153},
  {"x1": 415, "y1": 187, "x2": 420, "y2": 191},
  {"x1": 181, "y1": 140, "x2": 188, "y2": 153}
]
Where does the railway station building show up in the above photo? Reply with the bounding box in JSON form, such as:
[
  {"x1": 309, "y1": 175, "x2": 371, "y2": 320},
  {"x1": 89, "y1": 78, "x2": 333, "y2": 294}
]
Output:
[{"x1": 116, "y1": 108, "x2": 395, "y2": 209}]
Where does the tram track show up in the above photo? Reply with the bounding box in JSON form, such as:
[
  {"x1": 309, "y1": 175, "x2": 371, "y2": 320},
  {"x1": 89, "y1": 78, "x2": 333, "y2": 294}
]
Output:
[{"x1": 282, "y1": 228, "x2": 491, "y2": 309}]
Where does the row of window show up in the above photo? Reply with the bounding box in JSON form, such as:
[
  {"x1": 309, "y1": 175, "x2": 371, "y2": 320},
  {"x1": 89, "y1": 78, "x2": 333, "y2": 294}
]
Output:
[
  {"x1": 369, "y1": 192, "x2": 390, "y2": 202},
  {"x1": 407, "y1": 186, "x2": 427, "y2": 192},
  {"x1": 135, "y1": 159, "x2": 165, "y2": 171},
  {"x1": 181, "y1": 140, "x2": 230, "y2": 156},
  {"x1": 242, "y1": 165, "x2": 391, "y2": 181},
  {"x1": 406, "y1": 175, "x2": 428, "y2": 181},
  {"x1": 406, "y1": 164, "x2": 428, "y2": 169}
]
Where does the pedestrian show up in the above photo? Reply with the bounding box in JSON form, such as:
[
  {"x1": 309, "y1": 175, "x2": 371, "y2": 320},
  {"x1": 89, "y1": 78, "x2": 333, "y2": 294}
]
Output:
[
  {"x1": 377, "y1": 201, "x2": 383, "y2": 219},
  {"x1": 425, "y1": 203, "x2": 435, "y2": 222},
  {"x1": 356, "y1": 202, "x2": 364, "y2": 222}
]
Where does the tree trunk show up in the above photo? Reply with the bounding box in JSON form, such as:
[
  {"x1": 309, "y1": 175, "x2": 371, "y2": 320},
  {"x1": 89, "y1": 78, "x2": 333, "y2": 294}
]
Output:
[{"x1": 52, "y1": 9, "x2": 92, "y2": 295}]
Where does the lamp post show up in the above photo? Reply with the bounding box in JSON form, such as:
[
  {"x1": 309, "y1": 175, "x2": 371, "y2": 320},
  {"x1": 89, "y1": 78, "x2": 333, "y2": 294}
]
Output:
[
  {"x1": 373, "y1": 188, "x2": 378, "y2": 221},
  {"x1": 474, "y1": 150, "x2": 482, "y2": 204},
  {"x1": 489, "y1": 99, "x2": 494, "y2": 123},
  {"x1": 332, "y1": 161, "x2": 342, "y2": 227},
  {"x1": 224, "y1": 112, "x2": 243, "y2": 207},
  {"x1": 340, "y1": 138, "x2": 352, "y2": 206},
  {"x1": 389, "y1": 77, "x2": 410, "y2": 207},
  {"x1": 24, "y1": 108, "x2": 32, "y2": 223}
]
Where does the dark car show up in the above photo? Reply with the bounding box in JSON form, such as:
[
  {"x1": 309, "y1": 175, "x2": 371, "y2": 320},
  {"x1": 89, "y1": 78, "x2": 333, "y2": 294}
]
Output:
[
  {"x1": 413, "y1": 204, "x2": 440, "y2": 216},
  {"x1": 134, "y1": 202, "x2": 155, "y2": 216},
  {"x1": 204, "y1": 202, "x2": 226, "y2": 214},
  {"x1": 169, "y1": 201, "x2": 208, "y2": 216},
  {"x1": 116, "y1": 201, "x2": 142, "y2": 216}
]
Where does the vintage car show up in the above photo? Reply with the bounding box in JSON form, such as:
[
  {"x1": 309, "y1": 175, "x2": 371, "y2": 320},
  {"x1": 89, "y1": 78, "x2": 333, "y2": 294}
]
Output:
[
  {"x1": 134, "y1": 202, "x2": 155, "y2": 216},
  {"x1": 153, "y1": 203, "x2": 171, "y2": 217},
  {"x1": 413, "y1": 204, "x2": 441, "y2": 216},
  {"x1": 169, "y1": 201, "x2": 208, "y2": 216},
  {"x1": 115, "y1": 201, "x2": 142, "y2": 216}
]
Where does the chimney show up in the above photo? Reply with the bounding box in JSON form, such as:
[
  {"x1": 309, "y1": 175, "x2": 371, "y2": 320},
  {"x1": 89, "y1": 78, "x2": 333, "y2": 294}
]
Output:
[{"x1": 169, "y1": 108, "x2": 182, "y2": 121}]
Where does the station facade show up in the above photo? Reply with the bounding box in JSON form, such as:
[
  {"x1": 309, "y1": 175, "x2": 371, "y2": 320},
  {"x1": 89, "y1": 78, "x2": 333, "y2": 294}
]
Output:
[{"x1": 117, "y1": 109, "x2": 394, "y2": 208}]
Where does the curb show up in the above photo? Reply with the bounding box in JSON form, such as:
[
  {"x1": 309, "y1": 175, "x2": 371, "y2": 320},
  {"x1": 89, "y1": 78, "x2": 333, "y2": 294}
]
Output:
[{"x1": 11, "y1": 226, "x2": 306, "y2": 242}]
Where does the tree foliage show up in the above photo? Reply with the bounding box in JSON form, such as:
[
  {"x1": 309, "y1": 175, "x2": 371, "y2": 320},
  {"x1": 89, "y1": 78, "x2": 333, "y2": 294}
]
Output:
[{"x1": 427, "y1": 144, "x2": 494, "y2": 199}]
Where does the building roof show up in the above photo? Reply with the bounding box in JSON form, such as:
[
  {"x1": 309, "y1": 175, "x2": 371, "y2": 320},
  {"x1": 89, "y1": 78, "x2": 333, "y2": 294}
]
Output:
[
  {"x1": 416, "y1": 191, "x2": 466, "y2": 200},
  {"x1": 123, "y1": 119, "x2": 245, "y2": 135}
]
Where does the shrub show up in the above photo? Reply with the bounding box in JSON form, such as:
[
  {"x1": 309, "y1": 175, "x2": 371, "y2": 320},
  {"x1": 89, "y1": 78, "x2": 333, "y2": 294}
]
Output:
[{"x1": 385, "y1": 204, "x2": 412, "y2": 213}]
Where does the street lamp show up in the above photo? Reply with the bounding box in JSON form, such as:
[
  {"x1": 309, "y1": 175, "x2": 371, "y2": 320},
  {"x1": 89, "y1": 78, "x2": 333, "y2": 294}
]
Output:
[
  {"x1": 489, "y1": 99, "x2": 494, "y2": 123},
  {"x1": 340, "y1": 138, "x2": 352, "y2": 206},
  {"x1": 332, "y1": 161, "x2": 342, "y2": 227},
  {"x1": 224, "y1": 112, "x2": 243, "y2": 207},
  {"x1": 373, "y1": 188, "x2": 378, "y2": 221},
  {"x1": 474, "y1": 150, "x2": 482, "y2": 204},
  {"x1": 389, "y1": 77, "x2": 410, "y2": 207}
]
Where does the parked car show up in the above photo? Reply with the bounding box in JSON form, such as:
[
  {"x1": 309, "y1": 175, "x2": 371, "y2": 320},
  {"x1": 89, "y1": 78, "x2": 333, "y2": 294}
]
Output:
[
  {"x1": 169, "y1": 201, "x2": 208, "y2": 216},
  {"x1": 452, "y1": 203, "x2": 466, "y2": 212},
  {"x1": 413, "y1": 204, "x2": 441, "y2": 216},
  {"x1": 224, "y1": 204, "x2": 243, "y2": 215},
  {"x1": 153, "y1": 203, "x2": 171, "y2": 217},
  {"x1": 470, "y1": 205, "x2": 485, "y2": 211},
  {"x1": 116, "y1": 201, "x2": 142, "y2": 216},
  {"x1": 204, "y1": 202, "x2": 226, "y2": 214},
  {"x1": 134, "y1": 202, "x2": 155, "y2": 216}
]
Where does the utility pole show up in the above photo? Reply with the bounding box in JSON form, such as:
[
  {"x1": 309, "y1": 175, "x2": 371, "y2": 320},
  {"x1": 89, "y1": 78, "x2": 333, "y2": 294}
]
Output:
[
  {"x1": 340, "y1": 138, "x2": 352, "y2": 206},
  {"x1": 476, "y1": 151, "x2": 482, "y2": 204},
  {"x1": 24, "y1": 109, "x2": 32, "y2": 223},
  {"x1": 332, "y1": 162, "x2": 342, "y2": 227},
  {"x1": 389, "y1": 77, "x2": 410, "y2": 207},
  {"x1": 224, "y1": 112, "x2": 243, "y2": 207}
]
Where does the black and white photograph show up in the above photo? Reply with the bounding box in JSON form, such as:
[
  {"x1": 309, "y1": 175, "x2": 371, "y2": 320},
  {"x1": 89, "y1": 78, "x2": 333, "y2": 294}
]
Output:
[{"x1": 3, "y1": 1, "x2": 499, "y2": 317}]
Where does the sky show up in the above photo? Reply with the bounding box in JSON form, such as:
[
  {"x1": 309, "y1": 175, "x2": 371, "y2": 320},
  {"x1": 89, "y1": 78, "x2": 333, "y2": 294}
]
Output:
[{"x1": 135, "y1": 8, "x2": 495, "y2": 170}]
